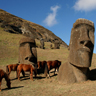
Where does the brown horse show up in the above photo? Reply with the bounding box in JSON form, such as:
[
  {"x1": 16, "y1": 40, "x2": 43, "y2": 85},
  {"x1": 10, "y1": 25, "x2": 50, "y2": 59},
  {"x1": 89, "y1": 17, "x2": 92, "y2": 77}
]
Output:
[
  {"x1": 6, "y1": 64, "x2": 19, "y2": 78},
  {"x1": 46, "y1": 60, "x2": 61, "y2": 78},
  {"x1": 17, "y1": 64, "x2": 37, "y2": 81},
  {"x1": 37, "y1": 61, "x2": 47, "y2": 69},
  {"x1": 37, "y1": 61, "x2": 48, "y2": 75},
  {"x1": 0, "y1": 69, "x2": 11, "y2": 91},
  {"x1": 37, "y1": 60, "x2": 61, "y2": 78}
]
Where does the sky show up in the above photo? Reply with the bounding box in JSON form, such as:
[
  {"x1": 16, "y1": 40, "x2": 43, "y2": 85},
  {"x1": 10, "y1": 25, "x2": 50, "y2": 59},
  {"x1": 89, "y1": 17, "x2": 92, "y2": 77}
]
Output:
[{"x1": 0, "y1": 0, "x2": 96, "y2": 53}]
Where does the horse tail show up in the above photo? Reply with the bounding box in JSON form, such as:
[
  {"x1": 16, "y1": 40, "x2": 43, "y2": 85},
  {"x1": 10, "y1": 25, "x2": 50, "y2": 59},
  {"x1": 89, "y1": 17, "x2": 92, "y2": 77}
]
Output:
[
  {"x1": 6, "y1": 65, "x2": 9, "y2": 74},
  {"x1": 44, "y1": 62, "x2": 48, "y2": 77}
]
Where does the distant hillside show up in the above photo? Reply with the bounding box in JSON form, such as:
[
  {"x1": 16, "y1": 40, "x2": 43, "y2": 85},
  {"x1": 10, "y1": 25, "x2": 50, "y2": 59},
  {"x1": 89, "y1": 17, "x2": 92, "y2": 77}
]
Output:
[{"x1": 0, "y1": 9, "x2": 68, "y2": 48}]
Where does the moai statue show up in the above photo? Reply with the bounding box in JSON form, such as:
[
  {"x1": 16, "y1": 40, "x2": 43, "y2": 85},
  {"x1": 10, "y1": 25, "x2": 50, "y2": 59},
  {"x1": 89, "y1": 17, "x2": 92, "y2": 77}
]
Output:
[
  {"x1": 18, "y1": 37, "x2": 37, "y2": 68},
  {"x1": 54, "y1": 40, "x2": 60, "y2": 49},
  {"x1": 58, "y1": 18, "x2": 95, "y2": 84},
  {"x1": 40, "y1": 38, "x2": 45, "y2": 49},
  {"x1": 50, "y1": 44, "x2": 53, "y2": 49}
]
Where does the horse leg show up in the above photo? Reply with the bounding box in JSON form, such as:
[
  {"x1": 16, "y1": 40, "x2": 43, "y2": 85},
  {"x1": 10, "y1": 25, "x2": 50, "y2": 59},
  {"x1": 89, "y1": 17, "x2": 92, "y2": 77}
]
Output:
[
  {"x1": 44, "y1": 63, "x2": 48, "y2": 78},
  {"x1": 0, "y1": 82, "x2": 1, "y2": 91},
  {"x1": 8, "y1": 68, "x2": 11, "y2": 78},
  {"x1": 57, "y1": 67, "x2": 59, "y2": 74},
  {"x1": 17, "y1": 70, "x2": 21, "y2": 80},
  {"x1": 21, "y1": 70, "x2": 25, "y2": 77},
  {"x1": 16, "y1": 71, "x2": 18, "y2": 78},
  {"x1": 34, "y1": 69, "x2": 37, "y2": 78},
  {"x1": 47, "y1": 66, "x2": 50, "y2": 78},
  {"x1": 47, "y1": 70, "x2": 50, "y2": 78},
  {"x1": 0, "y1": 79, "x2": 2, "y2": 91},
  {"x1": 54, "y1": 68, "x2": 56, "y2": 75},
  {"x1": 0, "y1": 84, "x2": 1, "y2": 91},
  {"x1": 30, "y1": 71, "x2": 33, "y2": 81}
]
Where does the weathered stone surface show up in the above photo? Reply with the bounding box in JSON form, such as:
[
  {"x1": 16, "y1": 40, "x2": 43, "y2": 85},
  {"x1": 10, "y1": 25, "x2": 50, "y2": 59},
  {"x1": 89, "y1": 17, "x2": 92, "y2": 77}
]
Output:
[
  {"x1": 0, "y1": 9, "x2": 68, "y2": 48},
  {"x1": 69, "y1": 18, "x2": 94, "y2": 67},
  {"x1": 18, "y1": 37, "x2": 37, "y2": 67},
  {"x1": 58, "y1": 18, "x2": 95, "y2": 84},
  {"x1": 54, "y1": 40, "x2": 60, "y2": 49},
  {"x1": 50, "y1": 44, "x2": 53, "y2": 49},
  {"x1": 40, "y1": 38, "x2": 45, "y2": 49}
]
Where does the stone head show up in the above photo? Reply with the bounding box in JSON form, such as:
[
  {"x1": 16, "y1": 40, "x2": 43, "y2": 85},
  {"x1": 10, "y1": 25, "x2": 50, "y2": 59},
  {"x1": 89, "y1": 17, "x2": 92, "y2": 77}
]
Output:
[
  {"x1": 54, "y1": 40, "x2": 60, "y2": 49},
  {"x1": 40, "y1": 38, "x2": 44, "y2": 49},
  {"x1": 69, "y1": 18, "x2": 95, "y2": 67},
  {"x1": 19, "y1": 37, "x2": 37, "y2": 64}
]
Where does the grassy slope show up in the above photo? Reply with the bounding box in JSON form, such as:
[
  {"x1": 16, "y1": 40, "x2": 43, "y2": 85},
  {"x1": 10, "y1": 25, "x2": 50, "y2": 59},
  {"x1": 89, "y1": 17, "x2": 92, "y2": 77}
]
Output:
[
  {"x1": 0, "y1": 27, "x2": 69, "y2": 65},
  {"x1": 0, "y1": 28, "x2": 96, "y2": 96},
  {"x1": 0, "y1": 27, "x2": 25, "y2": 65}
]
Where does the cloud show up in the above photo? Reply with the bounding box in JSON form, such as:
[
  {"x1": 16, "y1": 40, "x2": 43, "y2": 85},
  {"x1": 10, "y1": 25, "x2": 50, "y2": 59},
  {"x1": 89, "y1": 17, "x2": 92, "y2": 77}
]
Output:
[
  {"x1": 73, "y1": 0, "x2": 96, "y2": 11},
  {"x1": 43, "y1": 5, "x2": 60, "y2": 27}
]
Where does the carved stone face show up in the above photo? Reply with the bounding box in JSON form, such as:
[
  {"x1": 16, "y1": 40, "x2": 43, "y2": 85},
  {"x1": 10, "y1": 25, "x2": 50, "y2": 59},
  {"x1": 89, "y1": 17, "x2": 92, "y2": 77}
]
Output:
[
  {"x1": 69, "y1": 19, "x2": 95, "y2": 67},
  {"x1": 19, "y1": 37, "x2": 37, "y2": 65}
]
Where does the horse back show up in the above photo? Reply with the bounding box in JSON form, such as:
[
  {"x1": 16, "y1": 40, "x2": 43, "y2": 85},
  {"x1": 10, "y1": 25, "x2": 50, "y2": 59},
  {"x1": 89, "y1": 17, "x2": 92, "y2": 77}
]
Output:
[
  {"x1": 47, "y1": 60, "x2": 61, "y2": 68},
  {"x1": 47, "y1": 61, "x2": 52, "y2": 68},
  {"x1": 19, "y1": 64, "x2": 33, "y2": 71},
  {"x1": 42, "y1": 61, "x2": 47, "y2": 68},
  {"x1": 6, "y1": 64, "x2": 19, "y2": 71},
  {"x1": 38, "y1": 61, "x2": 47, "y2": 69},
  {"x1": 12, "y1": 64, "x2": 19, "y2": 71}
]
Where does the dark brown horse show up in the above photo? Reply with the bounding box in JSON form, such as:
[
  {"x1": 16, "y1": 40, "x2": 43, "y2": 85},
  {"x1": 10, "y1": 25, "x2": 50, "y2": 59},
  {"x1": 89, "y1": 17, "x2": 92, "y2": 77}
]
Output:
[
  {"x1": 37, "y1": 60, "x2": 61, "y2": 78},
  {"x1": 37, "y1": 61, "x2": 47, "y2": 75},
  {"x1": 37, "y1": 61, "x2": 47, "y2": 69},
  {"x1": 6, "y1": 64, "x2": 19, "y2": 78},
  {"x1": 17, "y1": 64, "x2": 37, "y2": 81},
  {"x1": 0, "y1": 69, "x2": 11, "y2": 91},
  {"x1": 46, "y1": 60, "x2": 61, "y2": 78}
]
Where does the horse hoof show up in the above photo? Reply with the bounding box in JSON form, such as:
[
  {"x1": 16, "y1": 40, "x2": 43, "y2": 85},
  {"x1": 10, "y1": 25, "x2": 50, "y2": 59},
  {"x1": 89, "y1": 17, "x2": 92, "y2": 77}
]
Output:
[
  {"x1": 46, "y1": 77, "x2": 48, "y2": 79},
  {"x1": 18, "y1": 79, "x2": 21, "y2": 81}
]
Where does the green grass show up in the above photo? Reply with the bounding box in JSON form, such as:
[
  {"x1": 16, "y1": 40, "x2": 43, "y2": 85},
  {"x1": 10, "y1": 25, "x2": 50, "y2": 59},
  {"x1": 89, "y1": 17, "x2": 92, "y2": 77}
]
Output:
[
  {"x1": 1, "y1": 28, "x2": 96, "y2": 96},
  {"x1": 0, "y1": 27, "x2": 25, "y2": 65},
  {"x1": 0, "y1": 28, "x2": 69, "y2": 66}
]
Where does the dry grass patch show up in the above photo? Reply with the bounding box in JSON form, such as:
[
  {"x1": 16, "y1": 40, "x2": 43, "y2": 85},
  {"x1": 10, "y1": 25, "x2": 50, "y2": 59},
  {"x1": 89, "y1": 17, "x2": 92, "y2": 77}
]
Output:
[{"x1": 0, "y1": 28, "x2": 96, "y2": 96}]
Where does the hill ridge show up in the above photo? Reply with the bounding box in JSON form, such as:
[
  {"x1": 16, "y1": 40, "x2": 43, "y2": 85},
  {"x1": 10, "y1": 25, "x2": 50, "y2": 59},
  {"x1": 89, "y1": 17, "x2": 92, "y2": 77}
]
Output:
[{"x1": 0, "y1": 9, "x2": 68, "y2": 48}]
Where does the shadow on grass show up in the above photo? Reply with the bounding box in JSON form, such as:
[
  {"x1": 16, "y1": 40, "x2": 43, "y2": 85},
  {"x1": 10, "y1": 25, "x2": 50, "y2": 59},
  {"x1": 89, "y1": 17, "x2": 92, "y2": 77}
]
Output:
[
  {"x1": 11, "y1": 69, "x2": 58, "y2": 81},
  {"x1": 18, "y1": 74, "x2": 57, "y2": 81},
  {"x1": 2, "y1": 86, "x2": 24, "y2": 91},
  {"x1": 11, "y1": 75, "x2": 30, "y2": 81},
  {"x1": 20, "y1": 76, "x2": 46, "y2": 81}
]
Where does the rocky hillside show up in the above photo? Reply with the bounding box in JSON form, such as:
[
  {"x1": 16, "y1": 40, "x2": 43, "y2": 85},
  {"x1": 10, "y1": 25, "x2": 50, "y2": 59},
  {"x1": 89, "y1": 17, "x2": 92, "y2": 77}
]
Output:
[{"x1": 0, "y1": 9, "x2": 68, "y2": 48}]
